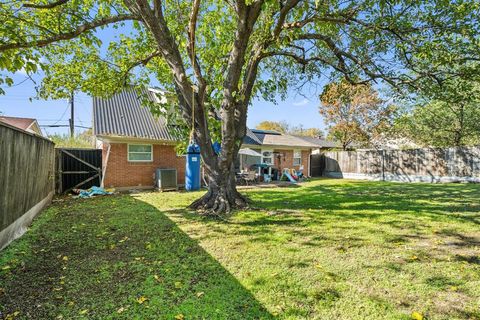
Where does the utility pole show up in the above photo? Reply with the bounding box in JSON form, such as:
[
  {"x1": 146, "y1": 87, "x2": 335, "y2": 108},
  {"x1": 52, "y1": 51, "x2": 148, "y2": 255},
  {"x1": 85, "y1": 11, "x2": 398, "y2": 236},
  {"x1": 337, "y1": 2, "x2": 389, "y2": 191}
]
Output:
[{"x1": 69, "y1": 92, "x2": 74, "y2": 138}]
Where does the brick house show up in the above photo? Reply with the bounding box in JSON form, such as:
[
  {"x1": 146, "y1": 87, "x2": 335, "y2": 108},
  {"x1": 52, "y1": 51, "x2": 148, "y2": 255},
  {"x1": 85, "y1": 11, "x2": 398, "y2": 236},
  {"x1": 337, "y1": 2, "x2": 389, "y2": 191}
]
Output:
[
  {"x1": 240, "y1": 129, "x2": 326, "y2": 177},
  {"x1": 93, "y1": 88, "x2": 336, "y2": 189}
]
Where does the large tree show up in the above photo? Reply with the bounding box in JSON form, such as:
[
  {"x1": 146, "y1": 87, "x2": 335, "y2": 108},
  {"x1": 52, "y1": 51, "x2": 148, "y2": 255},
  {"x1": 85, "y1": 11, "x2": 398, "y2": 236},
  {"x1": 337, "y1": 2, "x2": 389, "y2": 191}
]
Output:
[
  {"x1": 319, "y1": 78, "x2": 394, "y2": 149},
  {"x1": 1, "y1": 0, "x2": 479, "y2": 213},
  {"x1": 394, "y1": 78, "x2": 480, "y2": 147}
]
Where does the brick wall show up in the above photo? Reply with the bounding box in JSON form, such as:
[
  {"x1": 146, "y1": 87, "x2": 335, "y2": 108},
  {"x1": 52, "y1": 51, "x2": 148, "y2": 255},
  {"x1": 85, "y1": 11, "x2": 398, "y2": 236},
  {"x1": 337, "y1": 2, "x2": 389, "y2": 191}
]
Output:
[
  {"x1": 273, "y1": 149, "x2": 310, "y2": 175},
  {"x1": 103, "y1": 143, "x2": 186, "y2": 188}
]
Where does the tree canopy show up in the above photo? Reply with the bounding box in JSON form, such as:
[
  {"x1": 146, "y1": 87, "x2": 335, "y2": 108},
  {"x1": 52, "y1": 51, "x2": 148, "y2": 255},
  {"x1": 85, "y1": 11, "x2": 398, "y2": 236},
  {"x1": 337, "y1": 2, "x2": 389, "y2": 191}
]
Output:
[
  {"x1": 320, "y1": 78, "x2": 394, "y2": 149},
  {"x1": 393, "y1": 78, "x2": 480, "y2": 147},
  {"x1": 1, "y1": 0, "x2": 479, "y2": 212}
]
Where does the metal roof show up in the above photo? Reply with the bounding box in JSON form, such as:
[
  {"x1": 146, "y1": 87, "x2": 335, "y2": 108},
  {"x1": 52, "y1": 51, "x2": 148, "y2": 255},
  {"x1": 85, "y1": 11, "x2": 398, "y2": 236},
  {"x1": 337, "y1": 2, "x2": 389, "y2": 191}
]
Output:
[{"x1": 93, "y1": 88, "x2": 178, "y2": 141}]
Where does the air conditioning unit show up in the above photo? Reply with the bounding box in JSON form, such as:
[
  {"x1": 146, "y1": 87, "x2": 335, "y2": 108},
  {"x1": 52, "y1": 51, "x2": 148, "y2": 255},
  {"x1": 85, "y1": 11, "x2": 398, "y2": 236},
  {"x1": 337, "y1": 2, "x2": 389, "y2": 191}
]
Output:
[{"x1": 155, "y1": 168, "x2": 178, "y2": 191}]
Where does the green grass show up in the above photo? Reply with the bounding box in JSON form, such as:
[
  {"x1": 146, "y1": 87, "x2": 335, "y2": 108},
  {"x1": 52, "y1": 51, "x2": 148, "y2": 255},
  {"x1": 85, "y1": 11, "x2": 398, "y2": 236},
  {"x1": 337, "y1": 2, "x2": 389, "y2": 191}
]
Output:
[{"x1": 1, "y1": 179, "x2": 480, "y2": 319}]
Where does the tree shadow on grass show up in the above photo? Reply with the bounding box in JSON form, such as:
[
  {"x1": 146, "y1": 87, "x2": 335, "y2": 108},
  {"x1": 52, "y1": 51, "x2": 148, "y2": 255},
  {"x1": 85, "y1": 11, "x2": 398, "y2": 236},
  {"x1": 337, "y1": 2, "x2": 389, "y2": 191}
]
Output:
[
  {"x1": 0, "y1": 195, "x2": 274, "y2": 320},
  {"x1": 248, "y1": 181, "x2": 480, "y2": 225}
]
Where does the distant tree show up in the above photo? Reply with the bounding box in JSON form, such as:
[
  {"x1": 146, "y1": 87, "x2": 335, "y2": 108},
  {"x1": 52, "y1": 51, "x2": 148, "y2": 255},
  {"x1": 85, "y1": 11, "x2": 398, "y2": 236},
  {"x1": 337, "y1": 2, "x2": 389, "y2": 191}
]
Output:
[
  {"x1": 289, "y1": 125, "x2": 324, "y2": 138},
  {"x1": 256, "y1": 121, "x2": 323, "y2": 138},
  {"x1": 48, "y1": 130, "x2": 94, "y2": 148},
  {"x1": 320, "y1": 78, "x2": 394, "y2": 150},
  {"x1": 394, "y1": 80, "x2": 480, "y2": 147},
  {"x1": 255, "y1": 121, "x2": 289, "y2": 134},
  {"x1": 396, "y1": 102, "x2": 480, "y2": 147}
]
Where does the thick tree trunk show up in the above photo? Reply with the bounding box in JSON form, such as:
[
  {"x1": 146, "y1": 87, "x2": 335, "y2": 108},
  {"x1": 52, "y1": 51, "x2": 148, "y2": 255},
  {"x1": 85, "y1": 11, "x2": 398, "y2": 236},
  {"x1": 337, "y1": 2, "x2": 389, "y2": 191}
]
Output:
[
  {"x1": 189, "y1": 162, "x2": 248, "y2": 214},
  {"x1": 124, "y1": 1, "x2": 263, "y2": 215}
]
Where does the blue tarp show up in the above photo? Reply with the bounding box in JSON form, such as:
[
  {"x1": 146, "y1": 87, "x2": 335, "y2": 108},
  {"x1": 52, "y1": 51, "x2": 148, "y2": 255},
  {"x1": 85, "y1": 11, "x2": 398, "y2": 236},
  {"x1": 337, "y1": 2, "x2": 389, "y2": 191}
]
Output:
[{"x1": 74, "y1": 186, "x2": 112, "y2": 198}]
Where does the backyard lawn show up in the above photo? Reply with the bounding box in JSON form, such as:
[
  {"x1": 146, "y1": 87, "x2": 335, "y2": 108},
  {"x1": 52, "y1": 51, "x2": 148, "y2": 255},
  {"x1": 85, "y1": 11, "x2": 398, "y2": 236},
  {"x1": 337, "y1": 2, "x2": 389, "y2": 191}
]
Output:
[{"x1": 1, "y1": 179, "x2": 479, "y2": 319}]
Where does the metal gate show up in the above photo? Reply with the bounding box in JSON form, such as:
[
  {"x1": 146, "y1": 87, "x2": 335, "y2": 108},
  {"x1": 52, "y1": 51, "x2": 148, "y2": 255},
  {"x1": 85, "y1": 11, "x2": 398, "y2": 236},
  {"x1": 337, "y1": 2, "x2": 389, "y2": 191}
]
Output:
[
  {"x1": 310, "y1": 154, "x2": 326, "y2": 177},
  {"x1": 56, "y1": 148, "x2": 102, "y2": 194}
]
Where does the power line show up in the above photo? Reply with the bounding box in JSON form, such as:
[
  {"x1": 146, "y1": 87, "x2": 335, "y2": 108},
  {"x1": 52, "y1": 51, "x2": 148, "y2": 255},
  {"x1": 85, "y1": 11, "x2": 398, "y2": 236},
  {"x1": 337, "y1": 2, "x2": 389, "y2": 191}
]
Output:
[
  {"x1": 52, "y1": 103, "x2": 70, "y2": 126},
  {"x1": 40, "y1": 124, "x2": 91, "y2": 129}
]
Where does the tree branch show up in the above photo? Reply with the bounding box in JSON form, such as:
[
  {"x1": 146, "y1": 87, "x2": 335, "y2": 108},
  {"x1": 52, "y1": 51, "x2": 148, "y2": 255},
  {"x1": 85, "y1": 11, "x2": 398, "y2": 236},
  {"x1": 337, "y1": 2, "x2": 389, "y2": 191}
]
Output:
[
  {"x1": 23, "y1": 0, "x2": 69, "y2": 9},
  {"x1": 122, "y1": 51, "x2": 161, "y2": 85},
  {"x1": 188, "y1": 0, "x2": 206, "y2": 103},
  {"x1": 0, "y1": 14, "x2": 138, "y2": 52}
]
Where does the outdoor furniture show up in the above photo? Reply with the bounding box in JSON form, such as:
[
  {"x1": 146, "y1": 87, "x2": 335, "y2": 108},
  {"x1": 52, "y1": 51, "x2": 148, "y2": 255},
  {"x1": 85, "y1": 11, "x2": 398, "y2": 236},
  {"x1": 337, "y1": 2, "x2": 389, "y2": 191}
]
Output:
[{"x1": 243, "y1": 171, "x2": 257, "y2": 185}]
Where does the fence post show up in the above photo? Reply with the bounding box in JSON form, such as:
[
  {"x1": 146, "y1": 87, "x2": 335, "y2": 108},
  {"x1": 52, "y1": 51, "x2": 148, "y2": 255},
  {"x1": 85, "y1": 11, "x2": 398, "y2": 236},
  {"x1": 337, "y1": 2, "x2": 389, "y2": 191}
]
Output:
[{"x1": 382, "y1": 150, "x2": 385, "y2": 181}]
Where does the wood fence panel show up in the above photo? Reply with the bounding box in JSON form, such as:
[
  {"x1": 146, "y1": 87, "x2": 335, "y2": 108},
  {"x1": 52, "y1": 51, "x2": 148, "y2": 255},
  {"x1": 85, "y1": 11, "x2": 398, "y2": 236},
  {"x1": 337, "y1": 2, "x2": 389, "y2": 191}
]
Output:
[
  {"x1": 322, "y1": 146, "x2": 480, "y2": 183},
  {"x1": 0, "y1": 123, "x2": 55, "y2": 249}
]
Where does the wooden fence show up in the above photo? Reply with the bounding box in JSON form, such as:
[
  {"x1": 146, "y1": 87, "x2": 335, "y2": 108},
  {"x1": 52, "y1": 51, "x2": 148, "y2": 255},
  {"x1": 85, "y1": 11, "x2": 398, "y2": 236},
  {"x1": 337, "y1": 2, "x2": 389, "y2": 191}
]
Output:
[
  {"x1": 322, "y1": 146, "x2": 480, "y2": 183},
  {"x1": 0, "y1": 122, "x2": 55, "y2": 249}
]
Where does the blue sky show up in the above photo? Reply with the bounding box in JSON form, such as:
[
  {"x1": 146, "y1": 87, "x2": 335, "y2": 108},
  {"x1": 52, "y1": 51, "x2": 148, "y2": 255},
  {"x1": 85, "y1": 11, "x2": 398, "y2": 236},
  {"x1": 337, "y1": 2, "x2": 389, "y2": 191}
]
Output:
[{"x1": 0, "y1": 71, "x2": 327, "y2": 136}]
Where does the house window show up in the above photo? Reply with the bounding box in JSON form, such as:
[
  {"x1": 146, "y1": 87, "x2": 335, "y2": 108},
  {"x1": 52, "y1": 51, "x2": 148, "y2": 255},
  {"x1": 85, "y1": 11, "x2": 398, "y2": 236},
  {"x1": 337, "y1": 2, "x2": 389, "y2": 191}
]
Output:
[
  {"x1": 128, "y1": 144, "x2": 153, "y2": 162},
  {"x1": 262, "y1": 150, "x2": 274, "y2": 165},
  {"x1": 293, "y1": 150, "x2": 302, "y2": 166}
]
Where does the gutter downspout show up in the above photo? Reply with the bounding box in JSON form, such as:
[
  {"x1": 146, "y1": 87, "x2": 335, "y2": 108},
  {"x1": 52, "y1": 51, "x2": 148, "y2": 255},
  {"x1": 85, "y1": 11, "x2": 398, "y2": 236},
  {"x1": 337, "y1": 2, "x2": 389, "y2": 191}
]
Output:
[{"x1": 101, "y1": 143, "x2": 111, "y2": 188}]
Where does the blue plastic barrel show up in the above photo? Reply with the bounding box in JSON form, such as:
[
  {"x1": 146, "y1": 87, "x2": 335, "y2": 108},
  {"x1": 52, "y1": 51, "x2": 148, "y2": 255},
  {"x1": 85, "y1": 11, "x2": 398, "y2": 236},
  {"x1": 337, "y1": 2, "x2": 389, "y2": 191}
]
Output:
[
  {"x1": 212, "y1": 141, "x2": 221, "y2": 155},
  {"x1": 185, "y1": 143, "x2": 201, "y2": 191}
]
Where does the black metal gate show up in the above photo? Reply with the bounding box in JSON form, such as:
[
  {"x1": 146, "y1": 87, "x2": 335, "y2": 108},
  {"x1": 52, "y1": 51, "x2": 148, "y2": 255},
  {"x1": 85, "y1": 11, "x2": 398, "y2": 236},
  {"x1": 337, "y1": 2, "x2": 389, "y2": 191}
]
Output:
[
  {"x1": 310, "y1": 154, "x2": 326, "y2": 177},
  {"x1": 56, "y1": 148, "x2": 102, "y2": 194}
]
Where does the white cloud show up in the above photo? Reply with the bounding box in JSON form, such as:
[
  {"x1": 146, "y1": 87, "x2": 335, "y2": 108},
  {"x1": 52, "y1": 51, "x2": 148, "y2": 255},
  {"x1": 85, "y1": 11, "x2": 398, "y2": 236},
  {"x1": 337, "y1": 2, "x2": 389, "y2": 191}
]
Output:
[{"x1": 292, "y1": 98, "x2": 310, "y2": 106}]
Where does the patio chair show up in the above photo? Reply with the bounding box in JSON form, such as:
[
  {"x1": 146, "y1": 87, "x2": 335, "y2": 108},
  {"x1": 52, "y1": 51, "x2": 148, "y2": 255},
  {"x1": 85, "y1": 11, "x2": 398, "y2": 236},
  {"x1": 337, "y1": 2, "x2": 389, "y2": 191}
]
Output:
[{"x1": 244, "y1": 171, "x2": 257, "y2": 185}]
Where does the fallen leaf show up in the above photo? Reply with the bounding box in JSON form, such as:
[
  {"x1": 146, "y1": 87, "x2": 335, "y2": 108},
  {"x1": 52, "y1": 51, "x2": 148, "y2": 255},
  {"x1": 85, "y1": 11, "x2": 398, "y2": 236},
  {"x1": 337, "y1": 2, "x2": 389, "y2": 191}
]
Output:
[
  {"x1": 196, "y1": 291, "x2": 204, "y2": 297},
  {"x1": 117, "y1": 307, "x2": 125, "y2": 314},
  {"x1": 62, "y1": 256, "x2": 69, "y2": 261},
  {"x1": 5, "y1": 311, "x2": 20, "y2": 320},
  {"x1": 175, "y1": 314, "x2": 185, "y2": 320},
  {"x1": 79, "y1": 309, "x2": 88, "y2": 315},
  {"x1": 137, "y1": 296, "x2": 148, "y2": 304},
  {"x1": 411, "y1": 311, "x2": 423, "y2": 320}
]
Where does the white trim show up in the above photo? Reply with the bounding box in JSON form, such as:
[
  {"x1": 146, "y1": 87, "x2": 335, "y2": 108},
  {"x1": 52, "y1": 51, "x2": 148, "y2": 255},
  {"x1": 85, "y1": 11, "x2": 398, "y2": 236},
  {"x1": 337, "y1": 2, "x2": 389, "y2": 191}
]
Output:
[
  {"x1": 101, "y1": 143, "x2": 111, "y2": 187},
  {"x1": 261, "y1": 149, "x2": 274, "y2": 165},
  {"x1": 307, "y1": 149, "x2": 311, "y2": 177},
  {"x1": 96, "y1": 134, "x2": 177, "y2": 145},
  {"x1": 293, "y1": 149, "x2": 302, "y2": 166},
  {"x1": 127, "y1": 143, "x2": 153, "y2": 162}
]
